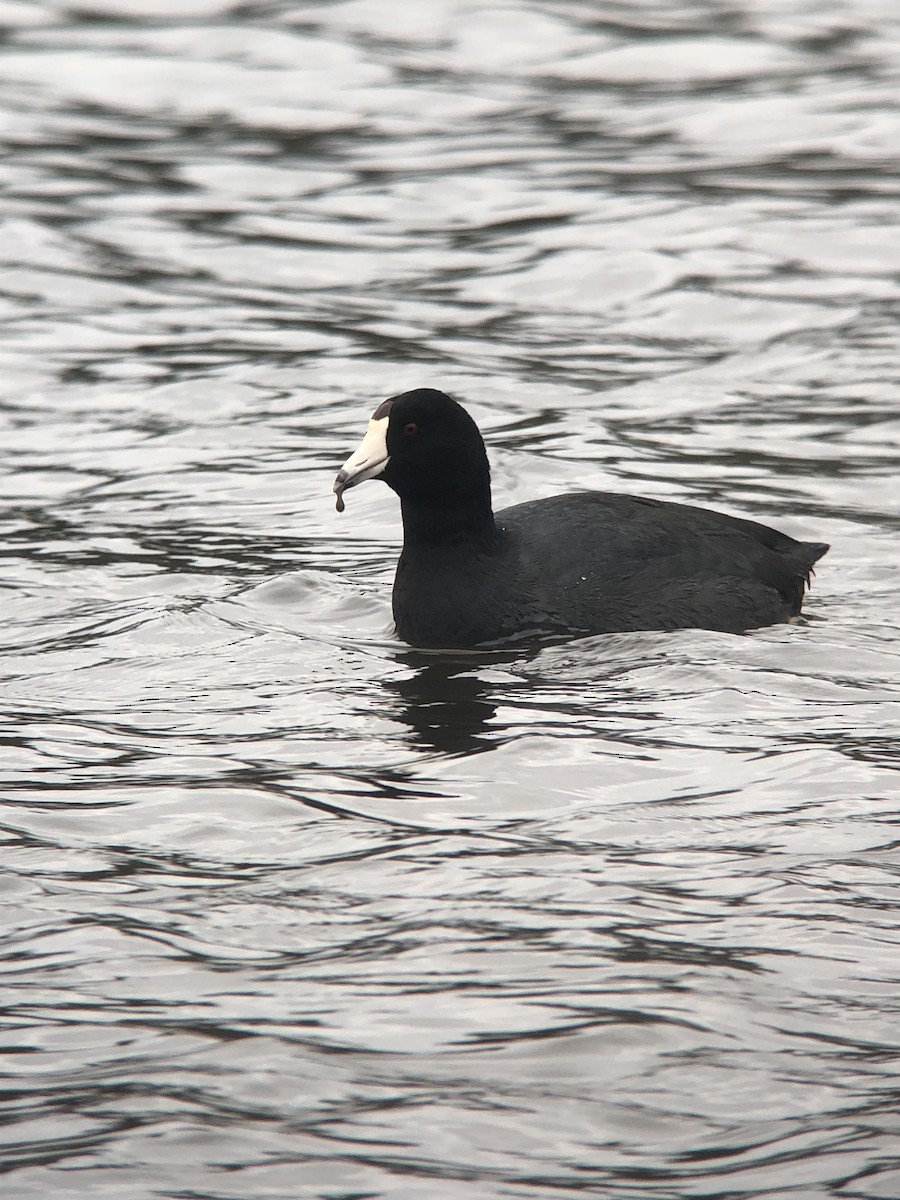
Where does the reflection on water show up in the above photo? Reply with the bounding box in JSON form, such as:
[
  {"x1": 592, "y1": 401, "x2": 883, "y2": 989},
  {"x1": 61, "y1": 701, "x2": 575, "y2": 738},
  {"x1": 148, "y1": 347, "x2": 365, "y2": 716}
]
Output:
[
  {"x1": 2, "y1": 0, "x2": 900, "y2": 1197},
  {"x1": 386, "y1": 658, "x2": 502, "y2": 753}
]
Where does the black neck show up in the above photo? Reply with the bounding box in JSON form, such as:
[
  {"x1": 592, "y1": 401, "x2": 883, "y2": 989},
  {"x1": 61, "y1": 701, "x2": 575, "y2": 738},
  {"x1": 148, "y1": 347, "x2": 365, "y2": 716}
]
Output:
[{"x1": 399, "y1": 492, "x2": 497, "y2": 549}]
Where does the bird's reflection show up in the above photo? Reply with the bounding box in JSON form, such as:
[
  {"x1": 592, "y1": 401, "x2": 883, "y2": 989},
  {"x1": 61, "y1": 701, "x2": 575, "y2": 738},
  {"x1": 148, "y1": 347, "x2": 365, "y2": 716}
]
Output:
[
  {"x1": 382, "y1": 632, "x2": 678, "y2": 756},
  {"x1": 383, "y1": 651, "x2": 519, "y2": 754}
]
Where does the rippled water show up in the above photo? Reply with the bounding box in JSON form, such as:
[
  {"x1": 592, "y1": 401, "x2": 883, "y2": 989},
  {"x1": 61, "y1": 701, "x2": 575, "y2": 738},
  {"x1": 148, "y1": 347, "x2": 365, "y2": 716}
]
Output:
[{"x1": 3, "y1": 1, "x2": 900, "y2": 1197}]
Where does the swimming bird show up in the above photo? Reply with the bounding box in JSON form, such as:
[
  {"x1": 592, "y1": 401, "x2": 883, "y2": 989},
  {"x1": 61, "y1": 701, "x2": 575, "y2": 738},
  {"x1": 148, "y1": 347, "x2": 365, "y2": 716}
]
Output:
[{"x1": 334, "y1": 388, "x2": 828, "y2": 649}]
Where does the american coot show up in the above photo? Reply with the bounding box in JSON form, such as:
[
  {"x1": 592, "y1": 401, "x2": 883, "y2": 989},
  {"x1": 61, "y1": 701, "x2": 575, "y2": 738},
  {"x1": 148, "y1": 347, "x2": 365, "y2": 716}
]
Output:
[{"x1": 334, "y1": 388, "x2": 828, "y2": 649}]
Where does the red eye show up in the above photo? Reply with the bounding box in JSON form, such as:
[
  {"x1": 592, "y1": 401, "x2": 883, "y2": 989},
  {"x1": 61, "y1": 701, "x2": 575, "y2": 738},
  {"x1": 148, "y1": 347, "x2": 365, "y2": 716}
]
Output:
[{"x1": 404, "y1": 422, "x2": 418, "y2": 436}]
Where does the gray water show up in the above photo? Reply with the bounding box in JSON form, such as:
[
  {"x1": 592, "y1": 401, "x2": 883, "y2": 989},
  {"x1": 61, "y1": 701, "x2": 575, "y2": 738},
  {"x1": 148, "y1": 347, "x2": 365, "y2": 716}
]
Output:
[{"x1": 2, "y1": 1, "x2": 900, "y2": 1197}]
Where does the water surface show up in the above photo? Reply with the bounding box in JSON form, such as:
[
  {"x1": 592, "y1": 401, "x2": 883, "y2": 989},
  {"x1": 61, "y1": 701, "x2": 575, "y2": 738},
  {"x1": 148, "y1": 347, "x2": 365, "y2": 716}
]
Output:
[{"x1": 2, "y1": 1, "x2": 899, "y2": 1197}]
